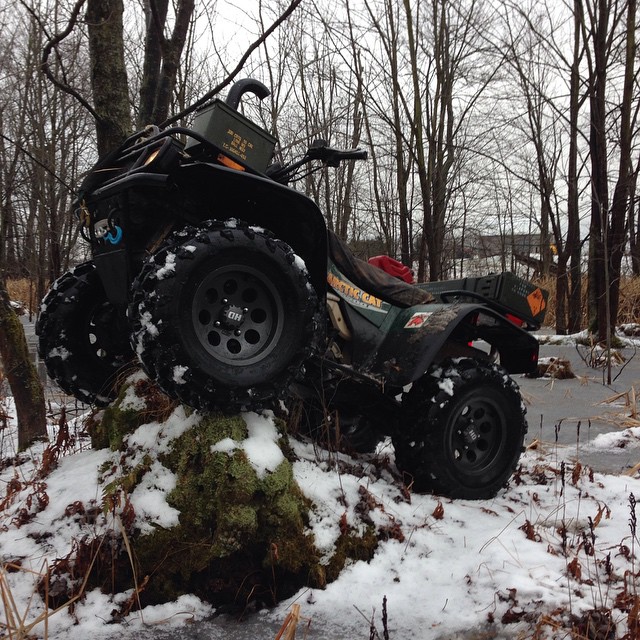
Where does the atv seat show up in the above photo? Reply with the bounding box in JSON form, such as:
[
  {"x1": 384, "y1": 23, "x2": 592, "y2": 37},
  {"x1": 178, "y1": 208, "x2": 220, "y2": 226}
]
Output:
[
  {"x1": 328, "y1": 231, "x2": 433, "y2": 308},
  {"x1": 368, "y1": 255, "x2": 414, "y2": 283}
]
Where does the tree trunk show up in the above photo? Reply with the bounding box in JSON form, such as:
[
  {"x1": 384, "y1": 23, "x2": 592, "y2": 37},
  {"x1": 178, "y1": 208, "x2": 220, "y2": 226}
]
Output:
[
  {"x1": 86, "y1": 0, "x2": 132, "y2": 154},
  {"x1": 606, "y1": 0, "x2": 635, "y2": 331},
  {"x1": 567, "y1": 0, "x2": 584, "y2": 334},
  {"x1": 139, "y1": 0, "x2": 170, "y2": 126},
  {"x1": 630, "y1": 171, "x2": 640, "y2": 276},
  {"x1": 0, "y1": 280, "x2": 46, "y2": 449},
  {"x1": 585, "y1": 0, "x2": 609, "y2": 341},
  {"x1": 138, "y1": 0, "x2": 196, "y2": 126}
]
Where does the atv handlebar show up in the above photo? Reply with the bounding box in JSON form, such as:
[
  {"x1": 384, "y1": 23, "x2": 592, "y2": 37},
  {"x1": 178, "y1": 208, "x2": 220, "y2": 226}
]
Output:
[
  {"x1": 312, "y1": 147, "x2": 369, "y2": 167},
  {"x1": 306, "y1": 139, "x2": 368, "y2": 166},
  {"x1": 267, "y1": 139, "x2": 368, "y2": 183}
]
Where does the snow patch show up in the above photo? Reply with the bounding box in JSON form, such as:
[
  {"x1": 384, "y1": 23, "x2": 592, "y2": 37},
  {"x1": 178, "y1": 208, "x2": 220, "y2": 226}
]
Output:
[
  {"x1": 129, "y1": 460, "x2": 180, "y2": 533},
  {"x1": 591, "y1": 427, "x2": 640, "y2": 450},
  {"x1": 140, "y1": 311, "x2": 160, "y2": 338},
  {"x1": 156, "y1": 252, "x2": 177, "y2": 279},
  {"x1": 48, "y1": 346, "x2": 70, "y2": 360},
  {"x1": 241, "y1": 411, "x2": 285, "y2": 479},
  {"x1": 437, "y1": 378, "x2": 455, "y2": 396},
  {"x1": 173, "y1": 365, "x2": 188, "y2": 384},
  {"x1": 119, "y1": 371, "x2": 150, "y2": 411},
  {"x1": 127, "y1": 404, "x2": 200, "y2": 456},
  {"x1": 293, "y1": 253, "x2": 308, "y2": 274},
  {"x1": 211, "y1": 437, "x2": 237, "y2": 454}
]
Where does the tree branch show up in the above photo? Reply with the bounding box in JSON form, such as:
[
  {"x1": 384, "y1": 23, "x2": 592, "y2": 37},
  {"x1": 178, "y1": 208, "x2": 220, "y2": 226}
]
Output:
[
  {"x1": 34, "y1": 0, "x2": 101, "y2": 122},
  {"x1": 160, "y1": 0, "x2": 304, "y2": 127}
]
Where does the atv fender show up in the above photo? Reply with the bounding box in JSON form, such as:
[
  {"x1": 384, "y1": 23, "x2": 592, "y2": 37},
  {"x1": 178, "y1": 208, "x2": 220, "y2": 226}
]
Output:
[
  {"x1": 175, "y1": 163, "x2": 328, "y2": 297},
  {"x1": 84, "y1": 163, "x2": 328, "y2": 305},
  {"x1": 372, "y1": 302, "x2": 539, "y2": 385}
]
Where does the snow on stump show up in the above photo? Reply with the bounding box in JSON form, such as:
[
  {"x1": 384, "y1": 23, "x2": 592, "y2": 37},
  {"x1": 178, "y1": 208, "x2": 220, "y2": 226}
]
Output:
[{"x1": 38, "y1": 373, "x2": 378, "y2": 613}]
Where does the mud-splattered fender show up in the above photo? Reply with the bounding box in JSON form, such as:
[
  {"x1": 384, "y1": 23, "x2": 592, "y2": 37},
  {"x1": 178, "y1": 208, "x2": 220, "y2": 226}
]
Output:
[{"x1": 372, "y1": 302, "x2": 539, "y2": 386}]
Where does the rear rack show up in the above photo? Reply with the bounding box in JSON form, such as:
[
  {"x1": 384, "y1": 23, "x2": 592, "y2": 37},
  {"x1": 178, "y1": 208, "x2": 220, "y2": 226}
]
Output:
[{"x1": 420, "y1": 272, "x2": 549, "y2": 330}]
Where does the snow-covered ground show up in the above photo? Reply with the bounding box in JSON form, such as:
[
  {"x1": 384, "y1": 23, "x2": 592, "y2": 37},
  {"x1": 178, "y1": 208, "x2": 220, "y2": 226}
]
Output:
[{"x1": 3, "y1": 337, "x2": 640, "y2": 639}]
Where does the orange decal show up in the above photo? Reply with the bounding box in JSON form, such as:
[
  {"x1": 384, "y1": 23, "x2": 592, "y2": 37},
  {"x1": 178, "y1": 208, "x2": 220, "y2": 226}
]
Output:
[{"x1": 527, "y1": 288, "x2": 546, "y2": 317}]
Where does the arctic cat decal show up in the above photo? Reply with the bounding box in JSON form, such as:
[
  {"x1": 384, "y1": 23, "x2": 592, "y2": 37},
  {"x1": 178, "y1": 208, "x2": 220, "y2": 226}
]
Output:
[{"x1": 327, "y1": 268, "x2": 385, "y2": 311}]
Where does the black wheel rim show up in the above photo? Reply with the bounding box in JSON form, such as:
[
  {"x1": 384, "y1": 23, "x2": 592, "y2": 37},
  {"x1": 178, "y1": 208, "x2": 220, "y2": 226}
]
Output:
[
  {"x1": 191, "y1": 263, "x2": 285, "y2": 366},
  {"x1": 446, "y1": 393, "x2": 507, "y2": 477}
]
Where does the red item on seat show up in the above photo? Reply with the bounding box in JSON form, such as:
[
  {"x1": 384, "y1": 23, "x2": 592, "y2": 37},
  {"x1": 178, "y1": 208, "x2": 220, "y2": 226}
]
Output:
[{"x1": 368, "y1": 255, "x2": 414, "y2": 284}]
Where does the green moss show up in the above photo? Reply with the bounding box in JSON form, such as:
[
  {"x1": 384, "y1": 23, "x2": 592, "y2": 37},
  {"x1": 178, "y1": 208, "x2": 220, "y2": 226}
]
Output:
[
  {"x1": 261, "y1": 458, "x2": 293, "y2": 498},
  {"x1": 89, "y1": 405, "x2": 375, "y2": 610},
  {"x1": 161, "y1": 412, "x2": 247, "y2": 471},
  {"x1": 131, "y1": 525, "x2": 219, "y2": 602},
  {"x1": 211, "y1": 504, "x2": 259, "y2": 555},
  {"x1": 89, "y1": 383, "x2": 148, "y2": 450},
  {"x1": 101, "y1": 454, "x2": 153, "y2": 512},
  {"x1": 122, "y1": 411, "x2": 328, "y2": 606},
  {"x1": 324, "y1": 526, "x2": 379, "y2": 583}
]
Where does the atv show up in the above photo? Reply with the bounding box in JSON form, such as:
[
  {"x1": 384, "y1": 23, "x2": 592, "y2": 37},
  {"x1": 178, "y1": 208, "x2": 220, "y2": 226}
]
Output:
[{"x1": 37, "y1": 79, "x2": 548, "y2": 499}]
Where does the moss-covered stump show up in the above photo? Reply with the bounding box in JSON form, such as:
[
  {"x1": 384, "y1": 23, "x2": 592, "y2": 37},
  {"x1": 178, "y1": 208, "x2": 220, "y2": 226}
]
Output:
[
  {"x1": 132, "y1": 412, "x2": 325, "y2": 607},
  {"x1": 59, "y1": 374, "x2": 379, "y2": 613}
]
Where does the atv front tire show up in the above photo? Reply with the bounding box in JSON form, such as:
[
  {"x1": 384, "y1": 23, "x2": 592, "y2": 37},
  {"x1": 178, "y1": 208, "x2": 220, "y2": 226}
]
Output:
[
  {"x1": 36, "y1": 262, "x2": 133, "y2": 405},
  {"x1": 394, "y1": 358, "x2": 527, "y2": 499},
  {"x1": 129, "y1": 223, "x2": 320, "y2": 412}
]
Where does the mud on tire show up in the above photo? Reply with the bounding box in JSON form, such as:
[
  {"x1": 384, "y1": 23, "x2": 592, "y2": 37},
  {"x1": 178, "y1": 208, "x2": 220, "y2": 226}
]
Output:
[
  {"x1": 128, "y1": 221, "x2": 320, "y2": 413},
  {"x1": 36, "y1": 262, "x2": 134, "y2": 405},
  {"x1": 393, "y1": 358, "x2": 527, "y2": 499}
]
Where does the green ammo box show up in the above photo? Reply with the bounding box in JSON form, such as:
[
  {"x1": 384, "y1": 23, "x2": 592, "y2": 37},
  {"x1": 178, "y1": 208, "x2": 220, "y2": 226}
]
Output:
[
  {"x1": 421, "y1": 272, "x2": 549, "y2": 328},
  {"x1": 186, "y1": 99, "x2": 277, "y2": 173}
]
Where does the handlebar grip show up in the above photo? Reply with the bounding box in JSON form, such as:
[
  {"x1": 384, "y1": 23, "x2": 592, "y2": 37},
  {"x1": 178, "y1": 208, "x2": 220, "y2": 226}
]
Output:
[
  {"x1": 307, "y1": 145, "x2": 368, "y2": 164},
  {"x1": 321, "y1": 148, "x2": 368, "y2": 166},
  {"x1": 337, "y1": 149, "x2": 368, "y2": 161}
]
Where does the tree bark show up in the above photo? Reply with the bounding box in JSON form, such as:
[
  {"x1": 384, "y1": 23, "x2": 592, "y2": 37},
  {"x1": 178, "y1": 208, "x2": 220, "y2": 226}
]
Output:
[
  {"x1": 86, "y1": 0, "x2": 132, "y2": 154},
  {"x1": 139, "y1": 0, "x2": 170, "y2": 126},
  {"x1": 0, "y1": 280, "x2": 46, "y2": 449},
  {"x1": 585, "y1": 0, "x2": 610, "y2": 341},
  {"x1": 606, "y1": 0, "x2": 635, "y2": 331},
  {"x1": 567, "y1": 0, "x2": 584, "y2": 334}
]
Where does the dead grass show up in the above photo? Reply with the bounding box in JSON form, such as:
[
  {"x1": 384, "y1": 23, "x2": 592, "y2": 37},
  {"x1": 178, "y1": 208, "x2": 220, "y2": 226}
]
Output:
[
  {"x1": 531, "y1": 357, "x2": 576, "y2": 379},
  {"x1": 535, "y1": 275, "x2": 640, "y2": 329},
  {"x1": 5, "y1": 279, "x2": 42, "y2": 315}
]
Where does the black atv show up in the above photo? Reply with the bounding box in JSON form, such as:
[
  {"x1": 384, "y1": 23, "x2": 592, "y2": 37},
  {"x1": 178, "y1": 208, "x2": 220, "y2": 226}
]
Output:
[{"x1": 37, "y1": 79, "x2": 548, "y2": 499}]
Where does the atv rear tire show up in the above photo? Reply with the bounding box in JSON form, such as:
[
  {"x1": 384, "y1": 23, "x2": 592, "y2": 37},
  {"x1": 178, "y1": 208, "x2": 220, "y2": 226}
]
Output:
[
  {"x1": 393, "y1": 358, "x2": 527, "y2": 499},
  {"x1": 36, "y1": 262, "x2": 133, "y2": 405},
  {"x1": 129, "y1": 222, "x2": 320, "y2": 412}
]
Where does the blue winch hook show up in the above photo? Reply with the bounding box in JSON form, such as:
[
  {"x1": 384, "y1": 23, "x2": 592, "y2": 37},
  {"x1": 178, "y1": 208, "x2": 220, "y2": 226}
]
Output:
[{"x1": 105, "y1": 225, "x2": 123, "y2": 245}]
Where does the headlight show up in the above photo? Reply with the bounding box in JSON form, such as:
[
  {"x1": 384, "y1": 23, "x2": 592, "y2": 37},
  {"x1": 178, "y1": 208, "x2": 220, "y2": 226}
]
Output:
[{"x1": 144, "y1": 148, "x2": 161, "y2": 166}]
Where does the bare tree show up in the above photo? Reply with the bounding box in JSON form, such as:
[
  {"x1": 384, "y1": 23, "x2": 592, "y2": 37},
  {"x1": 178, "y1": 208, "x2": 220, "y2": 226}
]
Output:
[
  {"x1": 404, "y1": 0, "x2": 500, "y2": 281},
  {"x1": 580, "y1": 0, "x2": 637, "y2": 341},
  {"x1": 138, "y1": 0, "x2": 196, "y2": 126},
  {"x1": 498, "y1": 1, "x2": 588, "y2": 334},
  {"x1": 0, "y1": 8, "x2": 47, "y2": 448}
]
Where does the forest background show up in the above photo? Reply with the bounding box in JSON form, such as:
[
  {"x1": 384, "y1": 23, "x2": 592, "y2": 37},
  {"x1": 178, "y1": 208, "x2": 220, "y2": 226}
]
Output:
[{"x1": 0, "y1": 0, "x2": 638, "y2": 444}]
